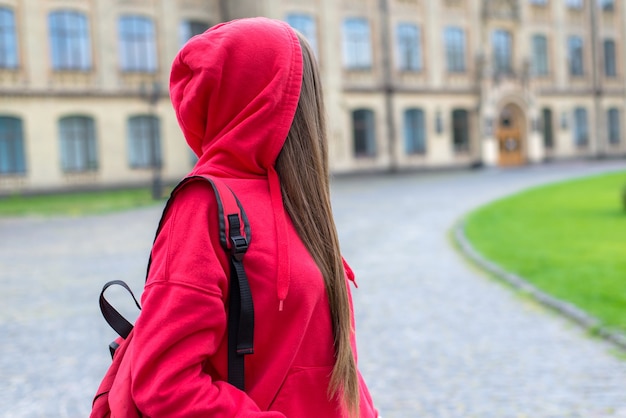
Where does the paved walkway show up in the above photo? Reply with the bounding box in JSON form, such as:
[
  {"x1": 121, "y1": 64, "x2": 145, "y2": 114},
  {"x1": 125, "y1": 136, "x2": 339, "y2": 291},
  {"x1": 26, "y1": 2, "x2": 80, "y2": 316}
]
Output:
[{"x1": 1, "y1": 160, "x2": 625, "y2": 417}]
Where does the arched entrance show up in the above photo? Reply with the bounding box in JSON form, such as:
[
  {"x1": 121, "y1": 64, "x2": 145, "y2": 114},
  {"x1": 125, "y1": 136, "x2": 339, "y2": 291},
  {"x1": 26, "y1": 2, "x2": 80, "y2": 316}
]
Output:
[{"x1": 496, "y1": 103, "x2": 526, "y2": 166}]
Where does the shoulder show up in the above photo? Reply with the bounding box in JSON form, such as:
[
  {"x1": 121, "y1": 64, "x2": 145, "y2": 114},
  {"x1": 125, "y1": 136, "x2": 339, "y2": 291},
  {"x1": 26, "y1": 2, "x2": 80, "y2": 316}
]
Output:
[
  {"x1": 170, "y1": 178, "x2": 220, "y2": 211},
  {"x1": 147, "y1": 178, "x2": 229, "y2": 286},
  {"x1": 159, "y1": 178, "x2": 226, "y2": 231},
  {"x1": 158, "y1": 178, "x2": 228, "y2": 249}
]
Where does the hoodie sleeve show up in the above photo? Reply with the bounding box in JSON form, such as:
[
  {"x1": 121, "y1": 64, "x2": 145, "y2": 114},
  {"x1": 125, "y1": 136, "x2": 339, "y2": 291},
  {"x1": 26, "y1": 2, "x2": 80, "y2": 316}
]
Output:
[{"x1": 129, "y1": 183, "x2": 285, "y2": 417}]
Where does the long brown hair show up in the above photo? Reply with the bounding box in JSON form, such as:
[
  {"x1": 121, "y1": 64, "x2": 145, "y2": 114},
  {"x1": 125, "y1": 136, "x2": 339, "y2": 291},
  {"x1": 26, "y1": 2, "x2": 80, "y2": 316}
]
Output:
[{"x1": 276, "y1": 33, "x2": 360, "y2": 416}]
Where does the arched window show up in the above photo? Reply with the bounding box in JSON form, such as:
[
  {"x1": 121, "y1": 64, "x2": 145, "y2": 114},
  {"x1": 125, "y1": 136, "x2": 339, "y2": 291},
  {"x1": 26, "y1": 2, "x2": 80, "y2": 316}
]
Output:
[
  {"x1": 492, "y1": 29, "x2": 512, "y2": 74},
  {"x1": 0, "y1": 116, "x2": 26, "y2": 175},
  {"x1": 566, "y1": 0, "x2": 583, "y2": 9},
  {"x1": 179, "y1": 20, "x2": 210, "y2": 47},
  {"x1": 542, "y1": 108, "x2": 554, "y2": 149},
  {"x1": 531, "y1": 34, "x2": 548, "y2": 76},
  {"x1": 352, "y1": 109, "x2": 376, "y2": 157},
  {"x1": 0, "y1": 7, "x2": 18, "y2": 68},
  {"x1": 48, "y1": 10, "x2": 91, "y2": 70},
  {"x1": 452, "y1": 109, "x2": 470, "y2": 153},
  {"x1": 599, "y1": 0, "x2": 615, "y2": 11},
  {"x1": 404, "y1": 108, "x2": 426, "y2": 154},
  {"x1": 444, "y1": 27, "x2": 466, "y2": 73},
  {"x1": 603, "y1": 39, "x2": 617, "y2": 77},
  {"x1": 286, "y1": 13, "x2": 318, "y2": 56},
  {"x1": 342, "y1": 18, "x2": 372, "y2": 70},
  {"x1": 59, "y1": 116, "x2": 98, "y2": 172},
  {"x1": 568, "y1": 36, "x2": 584, "y2": 76},
  {"x1": 607, "y1": 108, "x2": 620, "y2": 145},
  {"x1": 128, "y1": 115, "x2": 161, "y2": 168},
  {"x1": 573, "y1": 107, "x2": 588, "y2": 147},
  {"x1": 396, "y1": 23, "x2": 422, "y2": 72},
  {"x1": 119, "y1": 15, "x2": 157, "y2": 72}
]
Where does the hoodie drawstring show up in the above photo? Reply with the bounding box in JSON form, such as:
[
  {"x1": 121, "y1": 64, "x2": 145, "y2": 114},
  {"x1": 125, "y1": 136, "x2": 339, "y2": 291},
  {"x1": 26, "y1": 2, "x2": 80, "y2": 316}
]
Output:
[{"x1": 268, "y1": 166, "x2": 290, "y2": 311}]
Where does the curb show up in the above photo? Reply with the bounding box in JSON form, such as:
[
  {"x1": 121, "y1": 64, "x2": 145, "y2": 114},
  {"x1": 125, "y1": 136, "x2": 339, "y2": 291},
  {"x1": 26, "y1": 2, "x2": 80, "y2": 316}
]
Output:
[{"x1": 453, "y1": 219, "x2": 626, "y2": 352}]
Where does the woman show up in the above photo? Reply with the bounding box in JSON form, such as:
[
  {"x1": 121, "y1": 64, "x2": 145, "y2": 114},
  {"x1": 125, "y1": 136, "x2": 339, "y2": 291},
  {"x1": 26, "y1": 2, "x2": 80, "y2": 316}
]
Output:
[{"x1": 129, "y1": 17, "x2": 378, "y2": 417}]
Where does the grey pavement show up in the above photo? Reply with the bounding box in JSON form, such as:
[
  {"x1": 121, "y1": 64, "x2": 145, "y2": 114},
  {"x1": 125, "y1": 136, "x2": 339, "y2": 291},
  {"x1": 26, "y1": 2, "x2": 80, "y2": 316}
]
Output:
[{"x1": 1, "y1": 160, "x2": 626, "y2": 417}]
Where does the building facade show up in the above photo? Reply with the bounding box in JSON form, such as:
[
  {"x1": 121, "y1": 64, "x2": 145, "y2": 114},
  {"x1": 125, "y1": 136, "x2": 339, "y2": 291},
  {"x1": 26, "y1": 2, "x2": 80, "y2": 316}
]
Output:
[{"x1": 1, "y1": 0, "x2": 625, "y2": 193}]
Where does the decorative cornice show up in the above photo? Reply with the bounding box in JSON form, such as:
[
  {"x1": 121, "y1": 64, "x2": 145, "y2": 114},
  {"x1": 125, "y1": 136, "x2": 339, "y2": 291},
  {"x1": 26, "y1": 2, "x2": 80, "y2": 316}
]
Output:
[
  {"x1": 342, "y1": 85, "x2": 480, "y2": 95},
  {"x1": 537, "y1": 88, "x2": 626, "y2": 97},
  {"x1": 0, "y1": 89, "x2": 171, "y2": 100}
]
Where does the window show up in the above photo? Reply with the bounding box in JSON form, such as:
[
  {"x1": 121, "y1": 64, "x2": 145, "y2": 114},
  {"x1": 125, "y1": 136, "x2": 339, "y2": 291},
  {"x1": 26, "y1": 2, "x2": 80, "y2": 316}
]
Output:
[
  {"x1": 404, "y1": 109, "x2": 426, "y2": 154},
  {"x1": 532, "y1": 34, "x2": 549, "y2": 76},
  {"x1": 352, "y1": 109, "x2": 376, "y2": 157},
  {"x1": 128, "y1": 115, "x2": 161, "y2": 168},
  {"x1": 0, "y1": 8, "x2": 18, "y2": 68},
  {"x1": 396, "y1": 23, "x2": 422, "y2": 72},
  {"x1": 567, "y1": 36, "x2": 584, "y2": 76},
  {"x1": 119, "y1": 16, "x2": 157, "y2": 72},
  {"x1": 342, "y1": 18, "x2": 372, "y2": 69},
  {"x1": 0, "y1": 116, "x2": 26, "y2": 174},
  {"x1": 604, "y1": 39, "x2": 617, "y2": 77},
  {"x1": 573, "y1": 107, "x2": 588, "y2": 147},
  {"x1": 599, "y1": 0, "x2": 614, "y2": 11},
  {"x1": 59, "y1": 116, "x2": 97, "y2": 172},
  {"x1": 48, "y1": 11, "x2": 91, "y2": 70},
  {"x1": 445, "y1": 27, "x2": 466, "y2": 73},
  {"x1": 179, "y1": 20, "x2": 210, "y2": 46},
  {"x1": 607, "y1": 108, "x2": 620, "y2": 144},
  {"x1": 542, "y1": 108, "x2": 554, "y2": 149},
  {"x1": 287, "y1": 13, "x2": 318, "y2": 56},
  {"x1": 452, "y1": 109, "x2": 470, "y2": 152},
  {"x1": 493, "y1": 30, "x2": 512, "y2": 74},
  {"x1": 566, "y1": 0, "x2": 583, "y2": 9}
]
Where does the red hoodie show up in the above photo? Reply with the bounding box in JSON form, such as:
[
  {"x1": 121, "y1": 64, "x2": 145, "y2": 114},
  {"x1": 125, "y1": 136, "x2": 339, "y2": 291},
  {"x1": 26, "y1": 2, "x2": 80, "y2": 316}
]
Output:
[{"x1": 126, "y1": 17, "x2": 378, "y2": 417}]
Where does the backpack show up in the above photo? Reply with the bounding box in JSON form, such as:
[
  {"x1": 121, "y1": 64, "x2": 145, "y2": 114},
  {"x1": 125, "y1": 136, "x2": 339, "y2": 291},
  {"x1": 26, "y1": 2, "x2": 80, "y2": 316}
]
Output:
[{"x1": 90, "y1": 175, "x2": 255, "y2": 417}]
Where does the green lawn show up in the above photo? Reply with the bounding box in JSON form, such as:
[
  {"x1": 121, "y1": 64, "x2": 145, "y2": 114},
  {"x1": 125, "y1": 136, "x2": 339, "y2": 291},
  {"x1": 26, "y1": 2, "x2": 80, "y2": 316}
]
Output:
[
  {"x1": 464, "y1": 170, "x2": 626, "y2": 334},
  {"x1": 0, "y1": 188, "x2": 165, "y2": 217}
]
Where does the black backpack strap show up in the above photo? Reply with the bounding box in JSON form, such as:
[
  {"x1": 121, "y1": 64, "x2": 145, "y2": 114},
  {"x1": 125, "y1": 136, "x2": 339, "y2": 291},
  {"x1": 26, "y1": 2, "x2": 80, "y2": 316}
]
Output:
[
  {"x1": 225, "y1": 213, "x2": 254, "y2": 391},
  {"x1": 99, "y1": 280, "x2": 142, "y2": 358},
  {"x1": 190, "y1": 176, "x2": 254, "y2": 392},
  {"x1": 158, "y1": 176, "x2": 254, "y2": 390},
  {"x1": 99, "y1": 280, "x2": 141, "y2": 339}
]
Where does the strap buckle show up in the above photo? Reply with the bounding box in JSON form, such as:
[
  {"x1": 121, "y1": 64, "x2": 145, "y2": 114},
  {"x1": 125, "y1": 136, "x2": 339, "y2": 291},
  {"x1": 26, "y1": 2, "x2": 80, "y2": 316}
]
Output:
[{"x1": 230, "y1": 235, "x2": 248, "y2": 261}]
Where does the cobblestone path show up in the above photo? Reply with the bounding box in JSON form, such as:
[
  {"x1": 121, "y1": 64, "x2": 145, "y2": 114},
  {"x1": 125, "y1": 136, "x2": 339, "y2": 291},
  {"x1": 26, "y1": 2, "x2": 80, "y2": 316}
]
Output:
[{"x1": 1, "y1": 161, "x2": 625, "y2": 417}]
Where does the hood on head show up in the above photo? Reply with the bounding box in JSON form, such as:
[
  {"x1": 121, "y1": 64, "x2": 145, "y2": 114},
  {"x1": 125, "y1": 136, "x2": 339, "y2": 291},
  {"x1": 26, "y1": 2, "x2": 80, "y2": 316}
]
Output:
[
  {"x1": 170, "y1": 17, "x2": 305, "y2": 310},
  {"x1": 170, "y1": 17, "x2": 303, "y2": 178}
]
